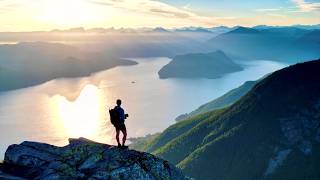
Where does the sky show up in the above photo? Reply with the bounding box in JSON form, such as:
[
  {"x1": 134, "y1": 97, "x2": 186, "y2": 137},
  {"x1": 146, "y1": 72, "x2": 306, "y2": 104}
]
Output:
[{"x1": 0, "y1": 0, "x2": 319, "y2": 31}]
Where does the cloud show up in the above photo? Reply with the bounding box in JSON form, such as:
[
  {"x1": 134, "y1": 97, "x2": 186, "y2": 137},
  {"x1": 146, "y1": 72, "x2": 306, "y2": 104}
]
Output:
[
  {"x1": 267, "y1": 13, "x2": 286, "y2": 18},
  {"x1": 0, "y1": 0, "x2": 22, "y2": 13},
  {"x1": 88, "y1": 0, "x2": 218, "y2": 26},
  {"x1": 291, "y1": 0, "x2": 320, "y2": 12},
  {"x1": 214, "y1": 16, "x2": 237, "y2": 20},
  {"x1": 182, "y1": 3, "x2": 191, "y2": 10},
  {"x1": 0, "y1": 0, "x2": 318, "y2": 31},
  {"x1": 149, "y1": 8, "x2": 190, "y2": 18},
  {"x1": 89, "y1": 1, "x2": 114, "y2": 6},
  {"x1": 255, "y1": 8, "x2": 282, "y2": 12}
]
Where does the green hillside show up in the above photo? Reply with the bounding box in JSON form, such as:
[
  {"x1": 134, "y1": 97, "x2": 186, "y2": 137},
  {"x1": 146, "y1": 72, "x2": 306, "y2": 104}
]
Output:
[
  {"x1": 176, "y1": 80, "x2": 258, "y2": 121},
  {"x1": 131, "y1": 80, "x2": 258, "y2": 151},
  {"x1": 143, "y1": 59, "x2": 320, "y2": 180},
  {"x1": 128, "y1": 133, "x2": 160, "y2": 152}
]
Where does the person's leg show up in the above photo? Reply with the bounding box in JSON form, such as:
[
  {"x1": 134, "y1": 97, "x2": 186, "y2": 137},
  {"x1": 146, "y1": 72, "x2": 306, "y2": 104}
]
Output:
[
  {"x1": 116, "y1": 129, "x2": 121, "y2": 147},
  {"x1": 121, "y1": 129, "x2": 127, "y2": 146}
]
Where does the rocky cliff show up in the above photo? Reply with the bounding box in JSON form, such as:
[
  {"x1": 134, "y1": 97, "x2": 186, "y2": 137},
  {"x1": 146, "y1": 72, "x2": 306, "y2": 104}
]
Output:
[{"x1": 0, "y1": 138, "x2": 188, "y2": 180}]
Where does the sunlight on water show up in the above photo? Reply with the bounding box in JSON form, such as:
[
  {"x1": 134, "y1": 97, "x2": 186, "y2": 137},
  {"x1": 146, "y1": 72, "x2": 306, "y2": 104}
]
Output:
[
  {"x1": 0, "y1": 58, "x2": 287, "y2": 160},
  {"x1": 51, "y1": 84, "x2": 112, "y2": 143}
]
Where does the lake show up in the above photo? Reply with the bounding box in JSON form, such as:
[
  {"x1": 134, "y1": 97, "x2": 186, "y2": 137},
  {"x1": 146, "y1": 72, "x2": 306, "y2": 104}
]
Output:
[{"x1": 0, "y1": 57, "x2": 287, "y2": 159}]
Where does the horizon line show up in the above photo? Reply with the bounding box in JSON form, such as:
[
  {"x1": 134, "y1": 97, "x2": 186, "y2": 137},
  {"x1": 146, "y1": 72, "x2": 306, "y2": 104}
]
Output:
[{"x1": 0, "y1": 23, "x2": 319, "y2": 33}]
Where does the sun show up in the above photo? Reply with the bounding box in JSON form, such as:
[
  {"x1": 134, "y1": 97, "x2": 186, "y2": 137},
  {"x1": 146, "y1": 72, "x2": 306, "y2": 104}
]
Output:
[
  {"x1": 53, "y1": 84, "x2": 110, "y2": 141},
  {"x1": 41, "y1": 0, "x2": 101, "y2": 27}
]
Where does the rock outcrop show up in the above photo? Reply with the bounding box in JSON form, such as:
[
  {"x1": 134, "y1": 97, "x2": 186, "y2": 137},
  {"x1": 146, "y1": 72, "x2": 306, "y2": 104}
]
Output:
[{"x1": 0, "y1": 138, "x2": 188, "y2": 180}]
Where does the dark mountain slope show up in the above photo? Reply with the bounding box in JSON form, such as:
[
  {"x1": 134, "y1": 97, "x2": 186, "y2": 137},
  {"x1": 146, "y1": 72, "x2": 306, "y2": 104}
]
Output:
[
  {"x1": 298, "y1": 29, "x2": 320, "y2": 43},
  {"x1": 226, "y1": 26, "x2": 261, "y2": 34},
  {"x1": 149, "y1": 59, "x2": 320, "y2": 179},
  {"x1": 262, "y1": 27, "x2": 309, "y2": 37},
  {"x1": 296, "y1": 30, "x2": 320, "y2": 48},
  {"x1": 208, "y1": 27, "x2": 282, "y2": 60},
  {"x1": 208, "y1": 26, "x2": 319, "y2": 62}
]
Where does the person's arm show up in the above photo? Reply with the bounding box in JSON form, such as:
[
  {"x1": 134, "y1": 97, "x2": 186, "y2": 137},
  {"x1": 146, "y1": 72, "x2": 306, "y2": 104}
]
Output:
[{"x1": 120, "y1": 108, "x2": 125, "y2": 120}]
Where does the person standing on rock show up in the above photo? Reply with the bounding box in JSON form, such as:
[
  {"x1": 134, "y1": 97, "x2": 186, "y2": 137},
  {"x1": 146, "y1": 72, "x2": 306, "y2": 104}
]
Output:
[{"x1": 110, "y1": 99, "x2": 128, "y2": 148}]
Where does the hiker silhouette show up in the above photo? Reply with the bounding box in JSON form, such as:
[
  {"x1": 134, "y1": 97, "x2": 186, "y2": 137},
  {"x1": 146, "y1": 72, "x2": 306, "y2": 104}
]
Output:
[{"x1": 109, "y1": 99, "x2": 128, "y2": 148}]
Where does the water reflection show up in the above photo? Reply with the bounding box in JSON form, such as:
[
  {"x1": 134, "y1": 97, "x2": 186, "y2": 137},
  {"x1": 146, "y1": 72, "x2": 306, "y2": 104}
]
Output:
[
  {"x1": 52, "y1": 84, "x2": 112, "y2": 143},
  {"x1": 36, "y1": 76, "x2": 103, "y2": 102}
]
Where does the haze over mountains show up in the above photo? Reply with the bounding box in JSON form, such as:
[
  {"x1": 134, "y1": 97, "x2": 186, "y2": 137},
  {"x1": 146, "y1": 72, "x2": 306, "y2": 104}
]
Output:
[
  {"x1": 0, "y1": 42, "x2": 137, "y2": 91},
  {"x1": 0, "y1": 27, "x2": 218, "y2": 58},
  {"x1": 132, "y1": 59, "x2": 320, "y2": 180},
  {"x1": 1, "y1": 24, "x2": 319, "y2": 59},
  {"x1": 1, "y1": 24, "x2": 319, "y2": 92},
  {"x1": 208, "y1": 26, "x2": 320, "y2": 62}
]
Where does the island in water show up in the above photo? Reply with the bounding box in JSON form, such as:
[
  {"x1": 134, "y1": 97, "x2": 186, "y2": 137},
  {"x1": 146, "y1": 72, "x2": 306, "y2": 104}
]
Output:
[{"x1": 158, "y1": 50, "x2": 243, "y2": 79}]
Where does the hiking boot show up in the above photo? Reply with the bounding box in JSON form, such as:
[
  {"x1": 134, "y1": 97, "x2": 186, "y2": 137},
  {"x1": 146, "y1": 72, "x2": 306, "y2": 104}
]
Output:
[{"x1": 121, "y1": 145, "x2": 128, "y2": 149}]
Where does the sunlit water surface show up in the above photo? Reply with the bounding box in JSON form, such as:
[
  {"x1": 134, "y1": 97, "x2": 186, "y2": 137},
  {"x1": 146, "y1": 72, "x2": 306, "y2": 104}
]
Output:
[{"x1": 0, "y1": 57, "x2": 287, "y2": 159}]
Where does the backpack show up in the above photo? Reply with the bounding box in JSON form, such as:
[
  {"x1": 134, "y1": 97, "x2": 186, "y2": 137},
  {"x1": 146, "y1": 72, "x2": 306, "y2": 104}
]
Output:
[{"x1": 109, "y1": 108, "x2": 119, "y2": 126}]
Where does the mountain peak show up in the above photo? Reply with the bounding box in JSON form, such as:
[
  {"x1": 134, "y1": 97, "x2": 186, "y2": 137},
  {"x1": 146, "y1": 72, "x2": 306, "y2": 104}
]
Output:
[
  {"x1": 153, "y1": 27, "x2": 169, "y2": 32},
  {"x1": 0, "y1": 137, "x2": 188, "y2": 179},
  {"x1": 228, "y1": 26, "x2": 260, "y2": 34}
]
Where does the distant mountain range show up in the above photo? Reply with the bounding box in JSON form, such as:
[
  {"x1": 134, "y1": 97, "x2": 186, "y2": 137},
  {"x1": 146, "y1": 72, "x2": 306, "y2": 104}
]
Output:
[
  {"x1": 0, "y1": 31, "x2": 216, "y2": 58},
  {"x1": 47, "y1": 26, "x2": 234, "y2": 34},
  {"x1": 158, "y1": 51, "x2": 243, "y2": 79},
  {"x1": 0, "y1": 24, "x2": 319, "y2": 60},
  {"x1": 208, "y1": 26, "x2": 320, "y2": 63},
  {"x1": 40, "y1": 24, "x2": 320, "y2": 33},
  {"x1": 254, "y1": 24, "x2": 320, "y2": 30},
  {"x1": 0, "y1": 42, "x2": 137, "y2": 91},
  {"x1": 174, "y1": 27, "x2": 215, "y2": 33},
  {"x1": 132, "y1": 59, "x2": 320, "y2": 180}
]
